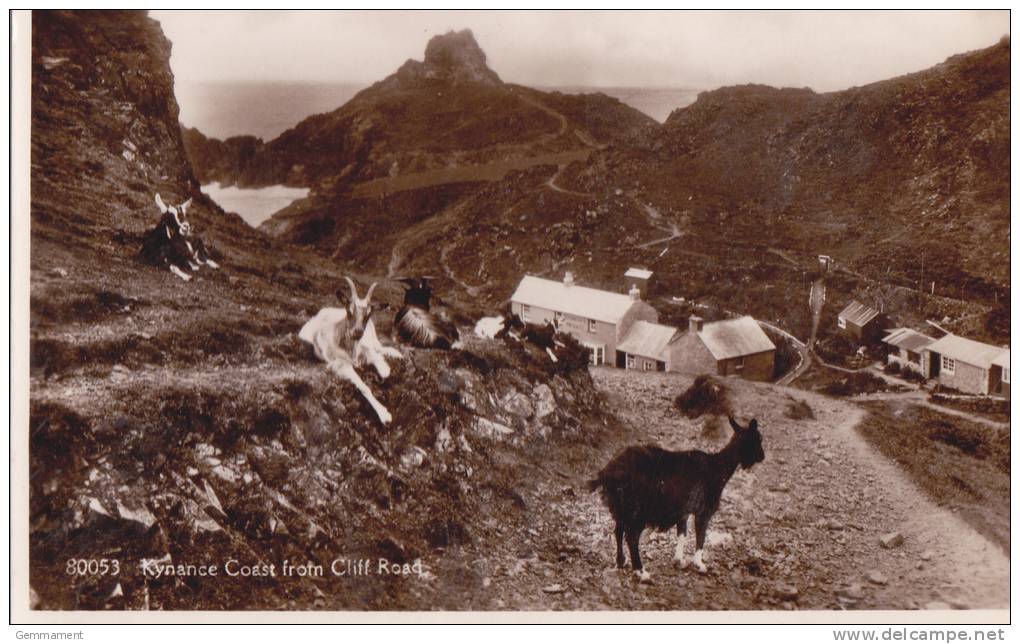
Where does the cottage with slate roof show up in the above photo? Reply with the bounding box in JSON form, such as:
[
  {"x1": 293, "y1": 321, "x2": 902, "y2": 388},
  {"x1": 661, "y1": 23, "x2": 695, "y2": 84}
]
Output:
[
  {"x1": 510, "y1": 272, "x2": 658, "y2": 366},
  {"x1": 664, "y1": 315, "x2": 777, "y2": 381}
]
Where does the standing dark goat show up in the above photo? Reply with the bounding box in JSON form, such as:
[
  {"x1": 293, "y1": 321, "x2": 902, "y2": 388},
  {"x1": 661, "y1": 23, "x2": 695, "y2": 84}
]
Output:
[
  {"x1": 393, "y1": 277, "x2": 459, "y2": 349},
  {"x1": 588, "y1": 416, "x2": 765, "y2": 581}
]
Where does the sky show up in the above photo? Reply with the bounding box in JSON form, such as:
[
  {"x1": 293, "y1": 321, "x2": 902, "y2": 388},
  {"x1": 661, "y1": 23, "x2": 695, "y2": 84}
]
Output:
[{"x1": 152, "y1": 10, "x2": 1009, "y2": 91}]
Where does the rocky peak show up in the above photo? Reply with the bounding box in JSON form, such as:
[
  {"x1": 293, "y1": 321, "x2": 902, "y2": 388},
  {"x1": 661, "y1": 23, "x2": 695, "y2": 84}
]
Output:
[{"x1": 396, "y1": 29, "x2": 502, "y2": 86}]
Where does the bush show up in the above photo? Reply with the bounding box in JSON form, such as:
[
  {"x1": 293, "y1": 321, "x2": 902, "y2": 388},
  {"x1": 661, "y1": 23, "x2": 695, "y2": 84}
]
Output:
[
  {"x1": 674, "y1": 375, "x2": 732, "y2": 418},
  {"x1": 821, "y1": 371, "x2": 898, "y2": 397},
  {"x1": 901, "y1": 369, "x2": 925, "y2": 383},
  {"x1": 883, "y1": 361, "x2": 902, "y2": 375},
  {"x1": 785, "y1": 397, "x2": 815, "y2": 420}
]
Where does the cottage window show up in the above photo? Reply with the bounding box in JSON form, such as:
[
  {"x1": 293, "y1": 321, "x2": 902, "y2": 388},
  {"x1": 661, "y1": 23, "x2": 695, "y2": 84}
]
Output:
[
  {"x1": 734, "y1": 356, "x2": 746, "y2": 371},
  {"x1": 626, "y1": 354, "x2": 636, "y2": 369},
  {"x1": 837, "y1": 317, "x2": 846, "y2": 330},
  {"x1": 588, "y1": 319, "x2": 597, "y2": 333},
  {"x1": 554, "y1": 311, "x2": 564, "y2": 327},
  {"x1": 643, "y1": 361, "x2": 653, "y2": 371},
  {"x1": 907, "y1": 350, "x2": 920, "y2": 363},
  {"x1": 1004, "y1": 368, "x2": 1010, "y2": 384},
  {"x1": 521, "y1": 305, "x2": 531, "y2": 323},
  {"x1": 588, "y1": 345, "x2": 605, "y2": 366},
  {"x1": 942, "y1": 356, "x2": 956, "y2": 374}
]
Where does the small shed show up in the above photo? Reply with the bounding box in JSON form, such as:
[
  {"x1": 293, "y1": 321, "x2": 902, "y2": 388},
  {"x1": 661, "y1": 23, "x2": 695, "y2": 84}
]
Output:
[
  {"x1": 623, "y1": 267, "x2": 653, "y2": 295},
  {"x1": 837, "y1": 300, "x2": 887, "y2": 343},
  {"x1": 881, "y1": 328, "x2": 935, "y2": 375},
  {"x1": 923, "y1": 334, "x2": 1009, "y2": 395}
]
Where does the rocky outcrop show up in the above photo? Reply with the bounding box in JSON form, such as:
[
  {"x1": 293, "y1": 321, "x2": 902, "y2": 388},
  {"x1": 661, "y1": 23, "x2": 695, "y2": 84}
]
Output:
[{"x1": 395, "y1": 29, "x2": 502, "y2": 87}]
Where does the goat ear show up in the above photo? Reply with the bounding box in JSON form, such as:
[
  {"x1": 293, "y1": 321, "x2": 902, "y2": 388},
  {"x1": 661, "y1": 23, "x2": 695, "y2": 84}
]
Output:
[
  {"x1": 181, "y1": 198, "x2": 193, "y2": 212},
  {"x1": 728, "y1": 416, "x2": 743, "y2": 433},
  {"x1": 155, "y1": 193, "x2": 168, "y2": 213}
]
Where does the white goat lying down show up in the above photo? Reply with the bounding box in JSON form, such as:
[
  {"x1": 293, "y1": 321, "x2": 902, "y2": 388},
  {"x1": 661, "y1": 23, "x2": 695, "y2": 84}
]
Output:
[{"x1": 299, "y1": 277, "x2": 403, "y2": 425}]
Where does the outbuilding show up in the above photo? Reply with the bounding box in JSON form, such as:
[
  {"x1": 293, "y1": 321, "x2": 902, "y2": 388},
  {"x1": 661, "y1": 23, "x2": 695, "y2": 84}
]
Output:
[
  {"x1": 881, "y1": 328, "x2": 935, "y2": 375},
  {"x1": 837, "y1": 300, "x2": 887, "y2": 343}
]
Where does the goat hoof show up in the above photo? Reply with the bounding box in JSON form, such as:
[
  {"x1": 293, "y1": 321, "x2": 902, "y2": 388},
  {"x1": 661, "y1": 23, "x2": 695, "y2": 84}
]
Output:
[
  {"x1": 377, "y1": 410, "x2": 393, "y2": 425},
  {"x1": 635, "y1": 570, "x2": 652, "y2": 584},
  {"x1": 673, "y1": 556, "x2": 688, "y2": 569},
  {"x1": 693, "y1": 563, "x2": 708, "y2": 575}
]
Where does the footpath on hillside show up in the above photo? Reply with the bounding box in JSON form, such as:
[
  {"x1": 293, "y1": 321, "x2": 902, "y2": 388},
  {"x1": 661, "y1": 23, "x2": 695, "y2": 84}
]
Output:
[{"x1": 424, "y1": 369, "x2": 1008, "y2": 611}]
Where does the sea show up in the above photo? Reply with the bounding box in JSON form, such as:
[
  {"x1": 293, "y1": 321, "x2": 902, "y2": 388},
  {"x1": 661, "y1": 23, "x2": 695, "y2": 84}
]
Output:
[{"x1": 180, "y1": 81, "x2": 699, "y2": 225}]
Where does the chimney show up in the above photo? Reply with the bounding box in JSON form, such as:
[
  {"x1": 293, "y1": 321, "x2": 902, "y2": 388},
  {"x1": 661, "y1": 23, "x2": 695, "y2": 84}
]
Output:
[
  {"x1": 689, "y1": 315, "x2": 703, "y2": 333},
  {"x1": 629, "y1": 285, "x2": 641, "y2": 300},
  {"x1": 563, "y1": 271, "x2": 574, "y2": 288}
]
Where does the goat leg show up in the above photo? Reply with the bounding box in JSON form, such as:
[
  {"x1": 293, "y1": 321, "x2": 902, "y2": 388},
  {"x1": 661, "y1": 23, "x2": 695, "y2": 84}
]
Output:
[
  {"x1": 673, "y1": 515, "x2": 689, "y2": 567},
  {"x1": 329, "y1": 361, "x2": 393, "y2": 425},
  {"x1": 692, "y1": 512, "x2": 710, "y2": 574},
  {"x1": 626, "y1": 528, "x2": 650, "y2": 582},
  {"x1": 169, "y1": 265, "x2": 191, "y2": 281},
  {"x1": 614, "y1": 524, "x2": 626, "y2": 568}
]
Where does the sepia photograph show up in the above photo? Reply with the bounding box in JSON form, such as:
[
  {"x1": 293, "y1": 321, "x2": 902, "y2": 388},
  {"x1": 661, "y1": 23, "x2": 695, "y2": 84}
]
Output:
[{"x1": 13, "y1": 7, "x2": 1011, "y2": 623}]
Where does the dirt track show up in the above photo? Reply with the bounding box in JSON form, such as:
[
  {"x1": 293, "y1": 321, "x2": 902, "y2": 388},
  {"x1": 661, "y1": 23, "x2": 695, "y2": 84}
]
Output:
[{"x1": 424, "y1": 368, "x2": 1008, "y2": 611}]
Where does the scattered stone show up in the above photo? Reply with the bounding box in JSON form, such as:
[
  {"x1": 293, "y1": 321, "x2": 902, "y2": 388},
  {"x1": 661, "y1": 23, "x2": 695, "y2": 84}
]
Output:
[
  {"x1": 774, "y1": 583, "x2": 799, "y2": 600},
  {"x1": 108, "y1": 583, "x2": 124, "y2": 600},
  {"x1": 836, "y1": 583, "x2": 866, "y2": 600},
  {"x1": 866, "y1": 570, "x2": 888, "y2": 585},
  {"x1": 706, "y1": 531, "x2": 733, "y2": 548},
  {"x1": 533, "y1": 384, "x2": 556, "y2": 419},
  {"x1": 920, "y1": 550, "x2": 934, "y2": 561},
  {"x1": 880, "y1": 532, "x2": 904, "y2": 548},
  {"x1": 116, "y1": 500, "x2": 156, "y2": 528},
  {"x1": 542, "y1": 584, "x2": 564, "y2": 594},
  {"x1": 482, "y1": 577, "x2": 491, "y2": 588},
  {"x1": 473, "y1": 417, "x2": 513, "y2": 439}
]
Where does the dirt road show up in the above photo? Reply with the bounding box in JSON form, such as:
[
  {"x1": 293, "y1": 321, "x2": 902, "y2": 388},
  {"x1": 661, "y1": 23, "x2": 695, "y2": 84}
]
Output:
[{"x1": 425, "y1": 369, "x2": 1009, "y2": 611}]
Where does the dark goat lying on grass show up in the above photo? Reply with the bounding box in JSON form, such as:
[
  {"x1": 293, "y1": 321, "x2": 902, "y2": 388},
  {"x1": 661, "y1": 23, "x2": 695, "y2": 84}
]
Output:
[
  {"x1": 496, "y1": 314, "x2": 564, "y2": 362},
  {"x1": 588, "y1": 416, "x2": 765, "y2": 581},
  {"x1": 392, "y1": 276, "x2": 460, "y2": 349}
]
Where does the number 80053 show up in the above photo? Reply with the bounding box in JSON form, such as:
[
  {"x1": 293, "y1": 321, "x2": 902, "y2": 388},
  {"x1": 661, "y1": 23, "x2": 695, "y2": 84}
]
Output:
[{"x1": 65, "y1": 559, "x2": 120, "y2": 576}]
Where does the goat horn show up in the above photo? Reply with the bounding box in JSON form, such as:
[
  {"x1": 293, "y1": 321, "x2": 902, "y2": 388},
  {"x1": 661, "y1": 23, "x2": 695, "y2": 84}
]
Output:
[
  {"x1": 343, "y1": 276, "x2": 360, "y2": 301},
  {"x1": 365, "y1": 282, "x2": 378, "y2": 301}
]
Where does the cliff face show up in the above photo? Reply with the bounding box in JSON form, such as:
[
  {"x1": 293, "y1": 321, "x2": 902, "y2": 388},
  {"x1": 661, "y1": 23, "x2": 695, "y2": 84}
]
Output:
[
  {"x1": 32, "y1": 10, "x2": 199, "y2": 236},
  {"x1": 29, "y1": 11, "x2": 612, "y2": 611}
]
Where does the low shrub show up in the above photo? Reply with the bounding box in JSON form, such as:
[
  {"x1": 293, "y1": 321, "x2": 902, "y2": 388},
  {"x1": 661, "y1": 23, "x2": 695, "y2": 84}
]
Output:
[
  {"x1": 674, "y1": 375, "x2": 732, "y2": 419},
  {"x1": 785, "y1": 397, "x2": 815, "y2": 420}
]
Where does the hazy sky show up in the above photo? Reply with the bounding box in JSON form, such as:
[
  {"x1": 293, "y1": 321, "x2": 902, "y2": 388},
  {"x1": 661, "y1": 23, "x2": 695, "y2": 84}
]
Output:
[{"x1": 153, "y1": 10, "x2": 1009, "y2": 91}]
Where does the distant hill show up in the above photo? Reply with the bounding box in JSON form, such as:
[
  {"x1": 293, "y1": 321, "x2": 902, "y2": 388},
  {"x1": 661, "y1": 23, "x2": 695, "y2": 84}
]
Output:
[
  {"x1": 576, "y1": 39, "x2": 1010, "y2": 301},
  {"x1": 183, "y1": 29, "x2": 659, "y2": 191}
]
